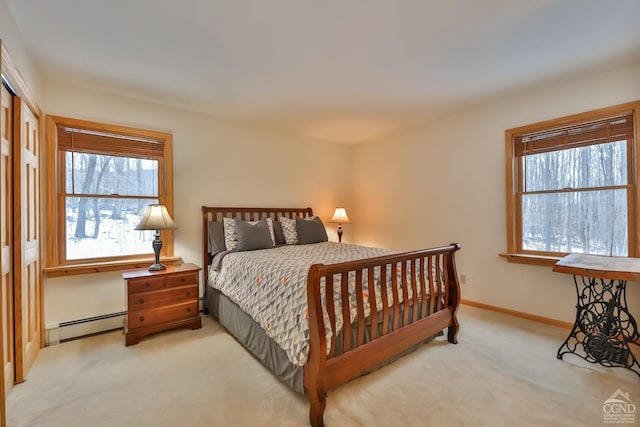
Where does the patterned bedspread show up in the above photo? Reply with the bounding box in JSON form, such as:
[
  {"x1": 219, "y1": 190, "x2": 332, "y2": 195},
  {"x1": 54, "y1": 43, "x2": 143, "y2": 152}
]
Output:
[{"x1": 210, "y1": 242, "x2": 401, "y2": 366}]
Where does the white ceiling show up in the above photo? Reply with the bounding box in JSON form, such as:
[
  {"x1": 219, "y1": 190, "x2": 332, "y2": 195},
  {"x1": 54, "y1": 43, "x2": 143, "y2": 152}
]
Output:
[{"x1": 6, "y1": 0, "x2": 640, "y2": 143}]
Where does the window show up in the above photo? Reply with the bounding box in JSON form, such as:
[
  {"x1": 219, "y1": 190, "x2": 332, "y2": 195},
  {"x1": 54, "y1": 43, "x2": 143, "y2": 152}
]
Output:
[
  {"x1": 45, "y1": 116, "x2": 174, "y2": 274},
  {"x1": 504, "y1": 102, "x2": 640, "y2": 265}
]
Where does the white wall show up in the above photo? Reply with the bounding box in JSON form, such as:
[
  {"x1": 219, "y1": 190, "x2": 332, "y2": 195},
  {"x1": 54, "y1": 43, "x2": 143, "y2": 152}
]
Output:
[
  {"x1": 42, "y1": 82, "x2": 353, "y2": 325},
  {"x1": 352, "y1": 61, "x2": 640, "y2": 323},
  {"x1": 0, "y1": 0, "x2": 42, "y2": 99}
]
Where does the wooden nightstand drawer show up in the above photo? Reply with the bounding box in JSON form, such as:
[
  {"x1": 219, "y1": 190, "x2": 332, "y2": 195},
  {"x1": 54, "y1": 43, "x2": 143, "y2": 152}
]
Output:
[
  {"x1": 127, "y1": 271, "x2": 198, "y2": 294},
  {"x1": 127, "y1": 301, "x2": 198, "y2": 329},
  {"x1": 128, "y1": 285, "x2": 198, "y2": 311},
  {"x1": 165, "y1": 271, "x2": 198, "y2": 288},
  {"x1": 127, "y1": 276, "x2": 165, "y2": 293},
  {"x1": 122, "y1": 263, "x2": 202, "y2": 346}
]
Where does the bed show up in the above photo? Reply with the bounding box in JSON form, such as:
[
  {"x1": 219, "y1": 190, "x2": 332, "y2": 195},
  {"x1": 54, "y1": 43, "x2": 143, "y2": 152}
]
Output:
[{"x1": 201, "y1": 206, "x2": 461, "y2": 426}]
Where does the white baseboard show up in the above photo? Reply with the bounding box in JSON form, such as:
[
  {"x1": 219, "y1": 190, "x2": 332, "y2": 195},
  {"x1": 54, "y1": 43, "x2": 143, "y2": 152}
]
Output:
[
  {"x1": 45, "y1": 298, "x2": 205, "y2": 346},
  {"x1": 45, "y1": 312, "x2": 125, "y2": 346}
]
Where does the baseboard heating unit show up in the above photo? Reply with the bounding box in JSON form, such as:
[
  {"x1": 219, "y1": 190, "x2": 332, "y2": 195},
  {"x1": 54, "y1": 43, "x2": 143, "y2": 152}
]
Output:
[{"x1": 45, "y1": 312, "x2": 125, "y2": 345}]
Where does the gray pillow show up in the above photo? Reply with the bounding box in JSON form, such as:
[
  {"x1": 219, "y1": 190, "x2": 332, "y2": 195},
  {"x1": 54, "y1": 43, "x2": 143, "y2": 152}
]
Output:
[
  {"x1": 234, "y1": 218, "x2": 275, "y2": 251},
  {"x1": 296, "y1": 217, "x2": 328, "y2": 244},
  {"x1": 208, "y1": 221, "x2": 227, "y2": 255}
]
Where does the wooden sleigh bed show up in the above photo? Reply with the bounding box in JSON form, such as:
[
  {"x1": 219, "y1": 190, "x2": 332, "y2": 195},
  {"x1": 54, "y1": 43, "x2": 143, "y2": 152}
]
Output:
[{"x1": 201, "y1": 206, "x2": 461, "y2": 426}]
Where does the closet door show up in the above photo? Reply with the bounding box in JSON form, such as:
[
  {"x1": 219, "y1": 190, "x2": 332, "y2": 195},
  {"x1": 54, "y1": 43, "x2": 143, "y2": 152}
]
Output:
[
  {"x1": 13, "y1": 97, "x2": 40, "y2": 383},
  {"x1": 0, "y1": 84, "x2": 13, "y2": 395}
]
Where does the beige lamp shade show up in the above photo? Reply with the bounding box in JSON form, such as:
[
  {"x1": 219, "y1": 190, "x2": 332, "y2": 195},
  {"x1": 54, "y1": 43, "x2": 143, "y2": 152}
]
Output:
[
  {"x1": 329, "y1": 207, "x2": 351, "y2": 224},
  {"x1": 135, "y1": 204, "x2": 177, "y2": 230},
  {"x1": 135, "y1": 204, "x2": 176, "y2": 271}
]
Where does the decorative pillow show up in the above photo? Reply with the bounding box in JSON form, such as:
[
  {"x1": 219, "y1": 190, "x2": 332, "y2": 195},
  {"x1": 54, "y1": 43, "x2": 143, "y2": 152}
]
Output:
[
  {"x1": 234, "y1": 218, "x2": 274, "y2": 251},
  {"x1": 224, "y1": 217, "x2": 275, "y2": 250},
  {"x1": 273, "y1": 221, "x2": 286, "y2": 245},
  {"x1": 207, "y1": 221, "x2": 227, "y2": 255},
  {"x1": 296, "y1": 216, "x2": 328, "y2": 244},
  {"x1": 223, "y1": 217, "x2": 237, "y2": 250},
  {"x1": 279, "y1": 216, "x2": 298, "y2": 245}
]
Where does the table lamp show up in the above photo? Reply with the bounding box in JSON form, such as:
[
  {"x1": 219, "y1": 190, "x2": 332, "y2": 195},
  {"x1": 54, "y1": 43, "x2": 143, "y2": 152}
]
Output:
[
  {"x1": 329, "y1": 207, "x2": 351, "y2": 243},
  {"x1": 135, "y1": 204, "x2": 177, "y2": 270}
]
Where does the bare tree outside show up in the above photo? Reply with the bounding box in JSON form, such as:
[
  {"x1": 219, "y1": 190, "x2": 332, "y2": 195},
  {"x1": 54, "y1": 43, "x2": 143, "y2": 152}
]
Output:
[
  {"x1": 521, "y1": 140, "x2": 627, "y2": 256},
  {"x1": 65, "y1": 152, "x2": 159, "y2": 260}
]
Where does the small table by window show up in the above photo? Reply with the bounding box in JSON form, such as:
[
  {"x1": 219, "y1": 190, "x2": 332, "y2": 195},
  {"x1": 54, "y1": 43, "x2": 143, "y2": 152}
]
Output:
[{"x1": 553, "y1": 253, "x2": 640, "y2": 378}]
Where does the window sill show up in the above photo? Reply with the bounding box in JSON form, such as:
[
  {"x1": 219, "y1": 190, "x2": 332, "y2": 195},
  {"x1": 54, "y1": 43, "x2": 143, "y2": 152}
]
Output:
[
  {"x1": 499, "y1": 253, "x2": 561, "y2": 267},
  {"x1": 44, "y1": 257, "x2": 183, "y2": 278}
]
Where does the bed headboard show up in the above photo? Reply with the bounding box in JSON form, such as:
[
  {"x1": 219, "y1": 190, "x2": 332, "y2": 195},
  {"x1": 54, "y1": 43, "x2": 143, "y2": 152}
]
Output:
[{"x1": 201, "y1": 206, "x2": 314, "y2": 277}]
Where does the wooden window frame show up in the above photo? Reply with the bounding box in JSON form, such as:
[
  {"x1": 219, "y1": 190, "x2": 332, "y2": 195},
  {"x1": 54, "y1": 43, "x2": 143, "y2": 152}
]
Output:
[
  {"x1": 502, "y1": 101, "x2": 640, "y2": 266},
  {"x1": 44, "y1": 116, "x2": 176, "y2": 276}
]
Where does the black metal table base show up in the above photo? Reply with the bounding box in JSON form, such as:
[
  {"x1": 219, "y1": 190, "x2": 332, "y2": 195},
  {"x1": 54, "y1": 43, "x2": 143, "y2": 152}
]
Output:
[{"x1": 557, "y1": 275, "x2": 640, "y2": 378}]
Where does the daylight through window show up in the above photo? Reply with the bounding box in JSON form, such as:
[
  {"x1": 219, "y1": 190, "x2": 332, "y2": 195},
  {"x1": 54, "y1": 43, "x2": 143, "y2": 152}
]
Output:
[
  {"x1": 505, "y1": 102, "x2": 639, "y2": 262},
  {"x1": 46, "y1": 116, "x2": 173, "y2": 268}
]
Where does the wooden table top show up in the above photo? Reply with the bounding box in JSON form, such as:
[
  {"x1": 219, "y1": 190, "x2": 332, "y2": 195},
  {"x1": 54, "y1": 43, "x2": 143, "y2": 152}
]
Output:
[
  {"x1": 121, "y1": 262, "x2": 201, "y2": 279},
  {"x1": 553, "y1": 253, "x2": 640, "y2": 281}
]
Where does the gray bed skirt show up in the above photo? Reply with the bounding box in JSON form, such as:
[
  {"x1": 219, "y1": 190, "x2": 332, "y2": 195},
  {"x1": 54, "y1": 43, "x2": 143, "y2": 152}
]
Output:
[
  {"x1": 205, "y1": 285, "x2": 442, "y2": 396},
  {"x1": 205, "y1": 286, "x2": 306, "y2": 393}
]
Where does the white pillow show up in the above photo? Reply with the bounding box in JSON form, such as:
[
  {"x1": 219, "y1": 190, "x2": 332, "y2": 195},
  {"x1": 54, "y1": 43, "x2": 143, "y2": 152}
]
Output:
[{"x1": 224, "y1": 217, "x2": 275, "y2": 250}]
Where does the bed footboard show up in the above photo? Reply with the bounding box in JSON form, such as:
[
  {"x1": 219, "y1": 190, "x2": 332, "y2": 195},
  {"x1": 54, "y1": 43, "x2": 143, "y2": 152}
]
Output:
[{"x1": 304, "y1": 243, "x2": 461, "y2": 427}]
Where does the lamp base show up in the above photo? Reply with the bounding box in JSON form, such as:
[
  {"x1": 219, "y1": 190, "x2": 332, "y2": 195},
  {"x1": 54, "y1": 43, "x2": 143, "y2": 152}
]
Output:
[
  {"x1": 147, "y1": 262, "x2": 167, "y2": 271},
  {"x1": 149, "y1": 232, "x2": 165, "y2": 271}
]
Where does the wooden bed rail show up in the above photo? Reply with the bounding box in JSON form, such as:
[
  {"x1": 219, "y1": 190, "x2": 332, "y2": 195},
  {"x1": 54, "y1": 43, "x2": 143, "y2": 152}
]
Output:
[{"x1": 305, "y1": 243, "x2": 461, "y2": 427}]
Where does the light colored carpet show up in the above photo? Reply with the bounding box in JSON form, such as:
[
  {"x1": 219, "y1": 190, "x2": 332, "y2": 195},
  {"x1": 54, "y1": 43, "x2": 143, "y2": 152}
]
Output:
[{"x1": 6, "y1": 305, "x2": 639, "y2": 427}]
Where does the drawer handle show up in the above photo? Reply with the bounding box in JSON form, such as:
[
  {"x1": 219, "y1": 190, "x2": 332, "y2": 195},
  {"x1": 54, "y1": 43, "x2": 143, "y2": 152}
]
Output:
[
  {"x1": 145, "y1": 282, "x2": 151, "y2": 288},
  {"x1": 181, "y1": 277, "x2": 186, "y2": 282},
  {"x1": 186, "y1": 307, "x2": 191, "y2": 313},
  {"x1": 139, "y1": 298, "x2": 144, "y2": 304},
  {"x1": 186, "y1": 291, "x2": 191, "y2": 296},
  {"x1": 139, "y1": 316, "x2": 145, "y2": 322}
]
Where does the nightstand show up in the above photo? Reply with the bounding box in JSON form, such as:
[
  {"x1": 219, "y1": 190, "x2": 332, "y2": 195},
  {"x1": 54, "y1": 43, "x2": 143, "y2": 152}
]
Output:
[{"x1": 122, "y1": 263, "x2": 201, "y2": 346}]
